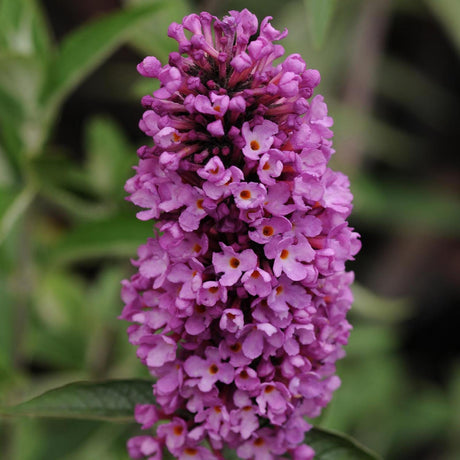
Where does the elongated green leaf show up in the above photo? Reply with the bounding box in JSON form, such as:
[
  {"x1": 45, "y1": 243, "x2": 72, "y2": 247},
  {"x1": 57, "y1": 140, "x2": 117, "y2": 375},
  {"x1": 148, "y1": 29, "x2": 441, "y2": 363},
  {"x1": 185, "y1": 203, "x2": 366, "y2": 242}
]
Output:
[
  {"x1": 40, "y1": 2, "x2": 166, "y2": 107},
  {"x1": 32, "y1": 153, "x2": 118, "y2": 219},
  {"x1": 28, "y1": 0, "x2": 53, "y2": 60},
  {"x1": 124, "y1": 0, "x2": 190, "y2": 62},
  {"x1": 0, "y1": 0, "x2": 52, "y2": 58},
  {"x1": 88, "y1": 266, "x2": 126, "y2": 321},
  {"x1": 50, "y1": 214, "x2": 154, "y2": 265},
  {"x1": 0, "y1": 277, "x2": 14, "y2": 372},
  {"x1": 332, "y1": 104, "x2": 422, "y2": 168},
  {"x1": 0, "y1": 54, "x2": 46, "y2": 159},
  {"x1": 39, "y1": 185, "x2": 113, "y2": 221},
  {"x1": 34, "y1": 270, "x2": 87, "y2": 329},
  {"x1": 4, "y1": 380, "x2": 380, "y2": 458},
  {"x1": 222, "y1": 427, "x2": 380, "y2": 459},
  {"x1": 2, "y1": 380, "x2": 154, "y2": 421},
  {"x1": 0, "y1": 187, "x2": 19, "y2": 220},
  {"x1": 0, "y1": 54, "x2": 44, "y2": 106},
  {"x1": 352, "y1": 175, "x2": 460, "y2": 236},
  {"x1": 85, "y1": 116, "x2": 133, "y2": 199},
  {"x1": 304, "y1": 0, "x2": 337, "y2": 48},
  {"x1": 0, "y1": 149, "x2": 15, "y2": 187},
  {"x1": 33, "y1": 153, "x2": 102, "y2": 195},
  {"x1": 0, "y1": 185, "x2": 36, "y2": 245},
  {"x1": 352, "y1": 283, "x2": 412, "y2": 323},
  {"x1": 426, "y1": 0, "x2": 460, "y2": 54},
  {"x1": 24, "y1": 323, "x2": 87, "y2": 369},
  {"x1": 0, "y1": 114, "x2": 23, "y2": 171},
  {"x1": 220, "y1": 448, "x2": 240, "y2": 459},
  {"x1": 0, "y1": 84, "x2": 23, "y2": 122},
  {"x1": 304, "y1": 427, "x2": 381, "y2": 459}
]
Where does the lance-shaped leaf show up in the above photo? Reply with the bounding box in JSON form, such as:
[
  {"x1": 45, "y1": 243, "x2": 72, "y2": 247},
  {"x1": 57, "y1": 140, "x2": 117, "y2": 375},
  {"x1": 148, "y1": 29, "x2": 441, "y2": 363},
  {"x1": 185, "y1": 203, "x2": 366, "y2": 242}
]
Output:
[
  {"x1": 0, "y1": 0, "x2": 52, "y2": 58},
  {"x1": 85, "y1": 116, "x2": 133, "y2": 199},
  {"x1": 3, "y1": 380, "x2": 381, "y2": 458},
  {"x1": 220, "y1": 426, "x2": 381, "y2": 459},
  {"x1": 352, "y1": 174, "x2": 460, "y2": 236},
  {"x1": 0, "y1": 185, "x2": 36, "y2": 245},
  {"x1": 2, "y1": 380, "x2": 154, "y2": 421},
  {"x1": 426, "y1": 0, "x2": 460, "y2": 54},
  {"x1": 49, "y1": 213, "x2": 154, "y2": 265},
  {"x1": 304, "y1": 427, "x2": 382, "y2": 459},
  {"x1": 40, "y1": 2, "x2": 166, "y2": 108},
  {"x1": 303, "y1": 0, "x2": 337, "y2": 48},
  {"x1": 124, "y1": 0, "x2": 190, "y2": 62}
]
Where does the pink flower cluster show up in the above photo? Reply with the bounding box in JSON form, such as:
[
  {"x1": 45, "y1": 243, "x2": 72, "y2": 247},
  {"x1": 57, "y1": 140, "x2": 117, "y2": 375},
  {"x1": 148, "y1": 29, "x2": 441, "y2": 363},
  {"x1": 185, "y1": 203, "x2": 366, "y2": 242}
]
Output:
[{"x1": 121, "y1": 9, "x2": 360, "y2": 460}]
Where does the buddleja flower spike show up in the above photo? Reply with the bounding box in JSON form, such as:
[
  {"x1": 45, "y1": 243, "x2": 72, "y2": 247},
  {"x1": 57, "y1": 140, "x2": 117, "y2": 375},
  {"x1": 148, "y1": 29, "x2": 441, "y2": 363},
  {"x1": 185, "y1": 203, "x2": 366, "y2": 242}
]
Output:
[{"x1": 121, "y1": 9, "x2": 360, "y2": 460}]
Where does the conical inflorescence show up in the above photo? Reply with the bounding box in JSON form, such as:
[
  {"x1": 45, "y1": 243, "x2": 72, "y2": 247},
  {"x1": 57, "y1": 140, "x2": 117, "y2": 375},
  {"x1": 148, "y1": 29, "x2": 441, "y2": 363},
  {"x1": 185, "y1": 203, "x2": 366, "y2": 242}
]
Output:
[{"x1": 121, "y1": 9, "x2": 361, "y2": 460}]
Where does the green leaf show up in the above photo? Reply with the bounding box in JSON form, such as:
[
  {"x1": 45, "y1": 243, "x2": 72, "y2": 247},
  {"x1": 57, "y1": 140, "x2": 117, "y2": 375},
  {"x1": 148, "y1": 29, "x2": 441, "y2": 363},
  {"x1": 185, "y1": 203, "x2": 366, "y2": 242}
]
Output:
[
  {"x1": 132, "y1": 75, "x2": 160, "y2": 100},
  {"x1": 88, "y1": 266, "x2": 126, "y2": 321},
  {"x1": 352, "y1": 283, "x2": 412, "y2": 323},
  {"x1": 425, "y1": 0, "x2": 460, "y2": 54},
  {"x1": 0, "y1": 115, "x2": 23, "y2": 172},
  {"x1": 34, "y1": 270, "x2": 87, "y2": 329},
  {"x1": 46, "y1": 421, "x2": 132, "y2": 460},
  {"x1": 0, "y1": 276, "x2": 14, "y2": 373},
  {"x1": 24, "y1": 323, "x2": 87, "y2": 369},
  {"x1": 344, "y1": 324, "x2": 397, "y2": 358},
  {"x1": 352, "y1": 175, "x2": 460, "y2": 236},
  {"x1": 0, "y1": 0, "x2": 52, "y2": 58},
  {"x1": 2, "y1": 378, "x2": 381, "y2": 459},
  {"x1": 32, "y1": 153, "x2": 118, "y2": 220},
  {"x1": 0, "y1": 55, "x2": 45, "y2": 113},
  {"x1": 320, "y1": 324, "x2": 405, "y2": 443},
  {"x1": 220, "y1": 447, "x2": 240, "y2": 459},
  {"x1": 7, "y1": 418, "x2": 45, "y2": 460},
  {"x1": 0, "y1": 185, "x2": 36, "y2": 245},
  {"x1": 40, "y1": 2, "x2": 166, "y2": 108},
  {"x1": 222, "y1": 426, "x2": 380, "y2": 459},
  {"x1": 38, "y1": 184, "x2": 113, "y2": 221},
  {"x1": 304, "y1": 427, "x2": 381, "y2": 459},
  {"x1": 85, "y1": 116, "x2": 133, "y2": 199},
  {"x1": 332, "y1": 104, "x2": 422, "y2": 168},
  {"x1": 123, "y1": 0, "x2": 190, "y2": 62},
  {"x1": 0, "y1": 82, "x2": 24, "y2": 122},
  {"x1": 303, "y1": 0, "x2": 337, "y2": 48},
  {"x1": 49, "y1": 213, "x2": 154, "y2": 265},
  {"x1": 2, "y1": 380, "x2": 154, "y2": 421},
  {"x1": 28, "y1": 0, "x2": 53, "y2": 60},
  {"x1": 0, "y1": 54, "x2": 47, "y2": 159}
]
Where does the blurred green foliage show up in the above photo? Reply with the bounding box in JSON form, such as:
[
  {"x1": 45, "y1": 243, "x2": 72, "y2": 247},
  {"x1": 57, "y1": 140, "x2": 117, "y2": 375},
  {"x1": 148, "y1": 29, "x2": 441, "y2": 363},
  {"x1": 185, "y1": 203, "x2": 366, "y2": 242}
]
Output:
[{"x1": 0, "y1": 0, "x2": 459, "y2": 459}]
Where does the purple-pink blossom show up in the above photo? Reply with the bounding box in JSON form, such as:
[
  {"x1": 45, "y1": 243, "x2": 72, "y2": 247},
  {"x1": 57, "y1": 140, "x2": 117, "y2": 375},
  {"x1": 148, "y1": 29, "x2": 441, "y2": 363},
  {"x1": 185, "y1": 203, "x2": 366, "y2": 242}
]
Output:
[{"x1": 122, "y1": 8, "x2": 360, "y2": 459}]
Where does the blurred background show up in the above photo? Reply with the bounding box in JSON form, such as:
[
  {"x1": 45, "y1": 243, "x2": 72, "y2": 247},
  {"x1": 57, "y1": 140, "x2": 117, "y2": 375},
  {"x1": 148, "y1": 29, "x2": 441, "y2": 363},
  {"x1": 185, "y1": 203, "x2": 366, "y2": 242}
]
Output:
[{"x1": 0, "y1": 0, "x2": 459, "y2": 459}]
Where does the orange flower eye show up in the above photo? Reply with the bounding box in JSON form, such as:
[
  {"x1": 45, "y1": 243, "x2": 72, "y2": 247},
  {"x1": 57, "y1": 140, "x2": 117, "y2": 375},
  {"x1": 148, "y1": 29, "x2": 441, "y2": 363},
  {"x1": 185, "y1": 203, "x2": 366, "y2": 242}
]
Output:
[
  {"x1": 209, "y1": 364, "x2": 219, "y2": 374},
  {"x1": 229, "y1": 257, "x2": 240, "y2": 268},
  {"x1": 250, "y1": 140, "x2": 260, "y2": 150},
  {"x1": 262, "y1": 225, "x2": 274, "y2": 236}
]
